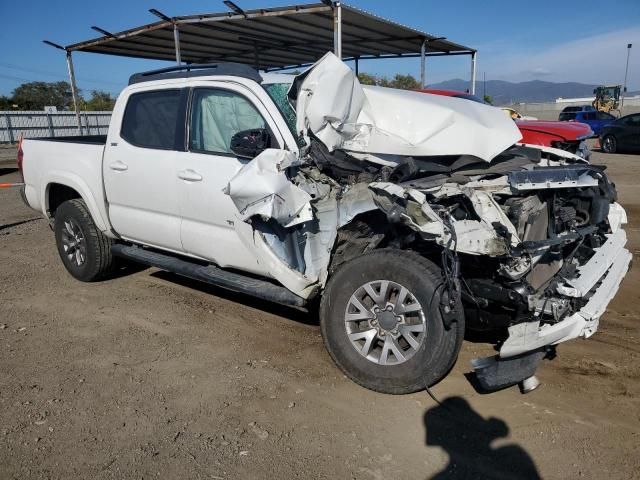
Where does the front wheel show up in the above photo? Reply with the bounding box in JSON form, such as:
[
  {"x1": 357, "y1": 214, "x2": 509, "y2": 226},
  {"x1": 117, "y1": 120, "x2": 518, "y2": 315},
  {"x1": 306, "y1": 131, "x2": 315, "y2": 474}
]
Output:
[
  {"x1": 320, "y1": 249, "x2": 464, "y2": 394},
  {"x1": 602, "y1": 135, "x2": 617, "y2": 153},
  {"x1": 54, "y1": 199, "x2": 114, "y2": 282}
]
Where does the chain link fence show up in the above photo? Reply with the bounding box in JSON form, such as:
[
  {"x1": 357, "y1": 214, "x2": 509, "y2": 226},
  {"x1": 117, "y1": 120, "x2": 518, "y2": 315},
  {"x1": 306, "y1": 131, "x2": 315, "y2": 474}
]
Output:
[{"x1": 0, "y1": 111, "x2": 112, "y2": 143}]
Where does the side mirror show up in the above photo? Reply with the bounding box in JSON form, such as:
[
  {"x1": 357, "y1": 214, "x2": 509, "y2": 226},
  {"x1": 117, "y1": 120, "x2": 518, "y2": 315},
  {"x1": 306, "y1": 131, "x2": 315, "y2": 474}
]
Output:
[{"x1": 230, "y1": 128, "x2": 271, "y2": 159}]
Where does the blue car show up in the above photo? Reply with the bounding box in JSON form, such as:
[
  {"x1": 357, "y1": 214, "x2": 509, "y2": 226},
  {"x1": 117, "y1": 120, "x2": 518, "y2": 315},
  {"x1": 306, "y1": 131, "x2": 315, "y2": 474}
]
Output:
[
  {"x1": 558, "y1": 110, "x2": 616, "y2": 136},
  {"x1": 560, "y1": 105, "x2": 595, "y2": 114}
]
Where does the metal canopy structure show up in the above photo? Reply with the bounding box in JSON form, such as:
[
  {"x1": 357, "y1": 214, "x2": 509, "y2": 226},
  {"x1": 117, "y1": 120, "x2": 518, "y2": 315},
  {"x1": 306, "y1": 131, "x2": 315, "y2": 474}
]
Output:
[{"x1": 44, "y1": 1, "x2": 477, "y2": 132}]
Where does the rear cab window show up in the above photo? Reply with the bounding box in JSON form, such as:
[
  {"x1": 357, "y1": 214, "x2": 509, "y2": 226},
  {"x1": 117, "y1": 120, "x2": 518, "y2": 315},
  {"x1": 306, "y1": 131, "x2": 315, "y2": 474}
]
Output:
[
  {"x1": 121, "y1": 89, "x2": 184, "y2": 150},
  {"x1": 559, "y1": 112, "x2": 576, "y2": 121}
]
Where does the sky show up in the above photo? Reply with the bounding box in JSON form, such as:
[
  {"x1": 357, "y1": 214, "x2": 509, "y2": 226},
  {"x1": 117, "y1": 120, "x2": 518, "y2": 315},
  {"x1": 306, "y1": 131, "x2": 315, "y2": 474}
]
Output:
[{"x1": 0, "y1": 0, "x2": 639, "y2": 97}]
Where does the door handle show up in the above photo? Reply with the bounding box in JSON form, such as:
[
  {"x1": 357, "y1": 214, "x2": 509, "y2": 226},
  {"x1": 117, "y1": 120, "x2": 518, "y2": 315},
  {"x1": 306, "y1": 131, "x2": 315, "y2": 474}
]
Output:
[
  {"x1": 178, "y1": 169, "x2": 203, "y2": 182},
  {"x1": 109, "y1": 161, "x2": 128, "y2": 172}
]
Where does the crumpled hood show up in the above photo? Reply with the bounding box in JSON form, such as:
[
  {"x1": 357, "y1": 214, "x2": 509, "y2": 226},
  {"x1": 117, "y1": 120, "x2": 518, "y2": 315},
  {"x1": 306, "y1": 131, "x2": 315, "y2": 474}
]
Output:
[{"x1": 289, "y1": 52, "x2": 522, "y2": 162}]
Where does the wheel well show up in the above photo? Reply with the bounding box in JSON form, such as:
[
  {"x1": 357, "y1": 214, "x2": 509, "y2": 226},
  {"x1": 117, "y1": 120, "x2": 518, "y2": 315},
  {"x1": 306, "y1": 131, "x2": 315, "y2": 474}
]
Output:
[
  {"x1": 48, "y1": 183, "x2": 81, "y2": 218},
  {"x1": 329, "y1": 210, "x2": 446, "y2": 275}
]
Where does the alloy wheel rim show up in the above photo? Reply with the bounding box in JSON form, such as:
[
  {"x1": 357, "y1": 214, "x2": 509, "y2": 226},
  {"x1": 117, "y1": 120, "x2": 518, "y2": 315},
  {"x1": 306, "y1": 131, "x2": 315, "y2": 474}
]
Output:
[
  {"x1": 344, "y1": 280, "x2": 426, "y2": 365},
  {"x1": 604, "y1": 137, "x2": 614, "y2": 152},
  {"x1": 61, "y1": 219, "x2": 87, "y2": 267}
]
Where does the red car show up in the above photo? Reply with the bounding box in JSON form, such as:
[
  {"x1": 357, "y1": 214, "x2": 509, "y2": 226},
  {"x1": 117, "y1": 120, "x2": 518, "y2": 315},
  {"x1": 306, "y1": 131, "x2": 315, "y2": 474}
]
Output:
[{"x1": 418, "y1": 89, "x2": 592, "y2": 161}]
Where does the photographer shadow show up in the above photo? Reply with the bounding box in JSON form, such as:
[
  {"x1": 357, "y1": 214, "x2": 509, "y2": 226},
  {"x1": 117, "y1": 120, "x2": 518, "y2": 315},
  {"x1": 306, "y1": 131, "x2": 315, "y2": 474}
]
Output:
[{"x1": 424, "y1": 397, "x2": 540, "y2": 480}]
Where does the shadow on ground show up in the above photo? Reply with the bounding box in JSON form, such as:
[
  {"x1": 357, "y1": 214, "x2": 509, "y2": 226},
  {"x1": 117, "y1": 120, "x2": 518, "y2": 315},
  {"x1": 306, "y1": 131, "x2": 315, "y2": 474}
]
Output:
[
  {"x1": 150, "y1": 270, "x2": 317, "y2": 326},
  {"x1": 0, "y1": 217, "x2": 42, "y2": 231},
  {"x1": 424, "y1": 397, "x2": 540, "y2": 480}
]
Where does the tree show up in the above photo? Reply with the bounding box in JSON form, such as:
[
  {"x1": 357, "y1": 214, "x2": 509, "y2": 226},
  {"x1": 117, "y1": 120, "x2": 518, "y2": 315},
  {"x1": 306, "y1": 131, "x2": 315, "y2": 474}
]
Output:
[
  {"x1": 483, "y1": 95, "x2": 494, "y2": 105},
  {"x1": 84, "y1": 90, "x2": 116, "y2": 111},
  {"x1": 355, "y1": 72, "x2": 421, "y2": 90},
  {"x1": 387, "y1": 74, "x2": 420, "y2": 90},
  {"x1": 0, "y1": 96, "x2": 15, "y2": 110},
  {"x1": 11, "y1": 81, "x2": 79, "y2": 110},
  {"x1": 357, "y1": 73, "x2": 378, "y2": 86}
]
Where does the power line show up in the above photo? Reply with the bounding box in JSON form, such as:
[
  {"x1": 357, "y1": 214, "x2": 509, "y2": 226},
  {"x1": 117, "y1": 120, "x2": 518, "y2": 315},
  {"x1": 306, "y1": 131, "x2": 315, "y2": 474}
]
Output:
[{"x1": 0, "y1": 62, "x2": 123, "y2": 88}]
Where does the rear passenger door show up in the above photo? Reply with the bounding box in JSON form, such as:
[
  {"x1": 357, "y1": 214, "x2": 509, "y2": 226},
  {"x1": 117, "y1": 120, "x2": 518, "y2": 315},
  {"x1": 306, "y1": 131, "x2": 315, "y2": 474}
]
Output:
[
  {"x1": 103, "y1": 87, "x2": 187, "y2": 252},
  {"x1": 175, "y1": 83, "x2": 287, "y2": 276}
]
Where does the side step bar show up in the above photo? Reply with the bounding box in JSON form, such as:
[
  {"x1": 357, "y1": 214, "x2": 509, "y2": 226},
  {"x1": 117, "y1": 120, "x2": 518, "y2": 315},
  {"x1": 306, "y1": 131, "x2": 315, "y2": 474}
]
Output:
[{"x1": 111, "y1": 244, "x2": 307, "y2": 308}]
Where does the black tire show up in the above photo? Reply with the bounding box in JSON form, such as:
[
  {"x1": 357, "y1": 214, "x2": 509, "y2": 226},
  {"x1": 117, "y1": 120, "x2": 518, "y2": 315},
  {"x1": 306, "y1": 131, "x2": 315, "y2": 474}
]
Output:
[
  {"x1": 602, "y1": 135, "x2": 617, "y2": 154},
  {"x1": 320, "y1": 249, "x2": 464, "y2": 395},
  {"x1": 54, "y1": 199, "x2": 114, "y2": 282}
]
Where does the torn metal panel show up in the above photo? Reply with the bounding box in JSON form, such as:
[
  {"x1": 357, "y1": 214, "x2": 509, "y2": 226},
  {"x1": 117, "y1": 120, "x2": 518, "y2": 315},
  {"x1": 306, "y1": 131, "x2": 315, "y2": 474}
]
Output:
[
  {"x1": 289, "y1": 52, "x2": 521, "y2": 162},
  {"x1": 226, "y1": 152, "x2": 378, "y2": 298},
  {"x1": 508, "y1": 167, "x2": 600, "y2": 192},
  {"x1": 369, "y1": 182, "x2": 518, "y2": 256},
  {"x1": 518, "y1": 142, "x2": 586, "y2": 163},
  {"x1": 225, "y1": 149, "x2": 313, "y2": 228}
]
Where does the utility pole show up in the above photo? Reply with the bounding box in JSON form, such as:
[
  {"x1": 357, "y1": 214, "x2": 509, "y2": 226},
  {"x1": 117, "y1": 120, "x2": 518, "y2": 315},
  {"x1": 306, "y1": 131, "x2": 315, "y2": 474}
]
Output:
[{"x1": 622, "y1": 43, "x2": 632, "y2": 111}]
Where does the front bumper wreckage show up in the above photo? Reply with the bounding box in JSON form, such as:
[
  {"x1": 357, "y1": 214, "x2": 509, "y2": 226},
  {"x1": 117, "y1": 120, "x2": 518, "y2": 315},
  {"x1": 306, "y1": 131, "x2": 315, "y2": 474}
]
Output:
[
  {"x1": 500, "y1": 228, "x2": 631, "y2": 358},
  {"x1": 474, "y1": 211, "x2": 631, "y2": 392}
]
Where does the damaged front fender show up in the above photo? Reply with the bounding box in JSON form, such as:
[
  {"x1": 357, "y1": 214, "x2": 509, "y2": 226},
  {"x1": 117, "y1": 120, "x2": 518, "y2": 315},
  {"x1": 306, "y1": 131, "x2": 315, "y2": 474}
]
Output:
[
  {"x1": 225, "y1": 149, "x2": 378, "y2": 298},
  {"x1": 225, "y1": 149, "x2": 313, "y2": 228}
]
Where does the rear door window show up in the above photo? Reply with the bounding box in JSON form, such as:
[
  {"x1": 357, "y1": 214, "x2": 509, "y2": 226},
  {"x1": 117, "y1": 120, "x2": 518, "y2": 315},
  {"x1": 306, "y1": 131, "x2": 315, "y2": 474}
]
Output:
[{"x1": 121, "y1": 89, "x2": 183, "y2": 150}]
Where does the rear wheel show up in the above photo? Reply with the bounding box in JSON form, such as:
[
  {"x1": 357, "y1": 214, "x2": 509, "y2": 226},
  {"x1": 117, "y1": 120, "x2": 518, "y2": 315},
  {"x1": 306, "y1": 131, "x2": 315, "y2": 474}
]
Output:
[
  {"x1": 320, "y1": 249, "x2": 464, "y2": 394},
  {"x1": 54, "y1": 199, "x2": 114, "y2": 282},
  {"x1": 602, "y1": 135, "x2": 617, "y2": 153}
]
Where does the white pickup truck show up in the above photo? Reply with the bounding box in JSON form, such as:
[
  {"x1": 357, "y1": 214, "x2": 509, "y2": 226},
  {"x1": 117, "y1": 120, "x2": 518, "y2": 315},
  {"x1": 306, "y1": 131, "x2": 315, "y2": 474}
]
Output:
[{"x1": 20, "y1": 53, "x2": 631, "y2": 394}]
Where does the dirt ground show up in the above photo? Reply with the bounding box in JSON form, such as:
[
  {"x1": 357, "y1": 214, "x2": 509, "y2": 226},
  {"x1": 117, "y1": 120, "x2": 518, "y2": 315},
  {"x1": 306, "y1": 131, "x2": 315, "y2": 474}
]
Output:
[{"x1": 1, "y1": 142, "x2": 639, "y2": 480}]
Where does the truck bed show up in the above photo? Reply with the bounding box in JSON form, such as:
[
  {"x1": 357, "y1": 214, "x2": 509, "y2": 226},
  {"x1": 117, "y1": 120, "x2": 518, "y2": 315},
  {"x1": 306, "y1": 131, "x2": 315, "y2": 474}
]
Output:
[{"x1": 21, "y1": 136, "x2": 111, "y2": 232}]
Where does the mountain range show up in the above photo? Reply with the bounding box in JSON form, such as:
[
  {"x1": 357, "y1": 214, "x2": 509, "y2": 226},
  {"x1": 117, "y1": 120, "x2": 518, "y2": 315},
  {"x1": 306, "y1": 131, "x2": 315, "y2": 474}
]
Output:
[{"x1": 427, "y1": 79, "x2": 638, "y2": 105}]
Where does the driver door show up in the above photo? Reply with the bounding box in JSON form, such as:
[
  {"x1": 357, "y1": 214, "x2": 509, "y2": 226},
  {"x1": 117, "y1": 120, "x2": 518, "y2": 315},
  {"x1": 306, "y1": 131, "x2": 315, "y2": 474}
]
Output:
[{"x1": 176, "y1": 84, "x2": 284, "y2": 276}]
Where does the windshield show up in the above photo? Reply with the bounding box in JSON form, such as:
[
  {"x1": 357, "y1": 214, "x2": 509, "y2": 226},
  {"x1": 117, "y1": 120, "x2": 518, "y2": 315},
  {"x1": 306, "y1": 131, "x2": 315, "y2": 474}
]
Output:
[
  {"x1": 559, "y1": 112, "x2": 577, "y2": 121},
  {"x1": 264, "y1": 83, "x2": 305, "y2": 147}
]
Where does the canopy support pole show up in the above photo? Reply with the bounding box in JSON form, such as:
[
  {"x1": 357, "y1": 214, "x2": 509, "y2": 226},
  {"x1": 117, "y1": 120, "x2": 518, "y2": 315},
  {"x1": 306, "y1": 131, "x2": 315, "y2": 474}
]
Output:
[
  {"x1": 420, "y1": 39, "x2": 427, "y2": 88},
  {"x1": 354, "y1": 57, "x2": 359, "y2": 76},
  {"x1": 65, "y1": 51, "x2": 82, "y2": 135},
  {"x1": 470, "y1": 51, "x2": 477, "y2": 95},
  {"x1": 333, "y1": 2, "x2": 342, "y2": 59},
  {"x1": 173, "y1": 24, "x2": 182, "y2": 65}
]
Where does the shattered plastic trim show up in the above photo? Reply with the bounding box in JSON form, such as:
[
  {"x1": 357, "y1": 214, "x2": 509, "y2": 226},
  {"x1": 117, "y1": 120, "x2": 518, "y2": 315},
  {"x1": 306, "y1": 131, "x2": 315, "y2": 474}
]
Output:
[{"x1": 500, "y1": 240, "x2": 632, "y2": 357}]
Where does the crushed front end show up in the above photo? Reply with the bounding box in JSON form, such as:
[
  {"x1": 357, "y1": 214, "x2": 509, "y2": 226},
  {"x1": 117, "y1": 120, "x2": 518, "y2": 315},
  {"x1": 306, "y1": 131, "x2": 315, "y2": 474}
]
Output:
[
  {"x1": 228, "y1": 52, "x2": 631, "y2": 392},
  {"x1": 366, "y1": 146, "x2": 631, "y2": 390}
]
